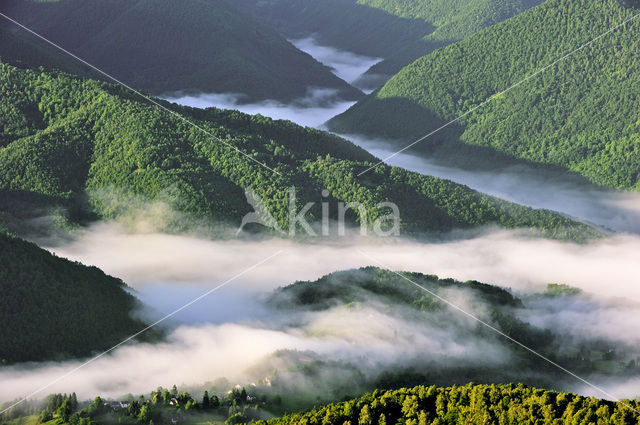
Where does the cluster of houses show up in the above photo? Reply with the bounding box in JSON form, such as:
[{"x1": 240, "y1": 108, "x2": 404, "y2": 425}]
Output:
[{"x1": 104, "y1": 401, "x2": 130, "y2": 410}]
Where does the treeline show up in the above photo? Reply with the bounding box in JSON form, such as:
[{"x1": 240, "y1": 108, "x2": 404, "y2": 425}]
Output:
[
  {"x1": 329, "y1": 0, "x2": 640, "y2": 190},
  {"x1": 28, "y1": 385, "x2": 274, "y2": 425},
  {"x1": 0, "y1": 232, "x2": 150, "y2": 363},
  {"x1": 37, "y1": 394, "x2": 80, "y2": 424},
  {"x1": 0, "y1": 62, "x2": 598, "y2": 241},
  {"x1": 269, "y1": 267, "x2": 521, "y2": 312},
  {"x1": 10, "y1": 382, "x2": 640, "y2": 425},
  {"x1": 257, "y1": 383, "x2": 640, "y2": 425}
]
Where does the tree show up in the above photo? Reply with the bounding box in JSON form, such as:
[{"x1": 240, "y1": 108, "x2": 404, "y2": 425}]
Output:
[
  {"x1": 57, "y1": 399, "x2": 73, "y2": 422},
  {"x1": 225, "y1": 412, "x2": 246, "y2": 425},
  {"x1": 202, "y1": 391, "x2": 210, "y2": 410},
  {"x1": 210, "y1": 394, "x2": 220, "y2": 409},
  {"x1": 138, "y1": 404, "x2": 151, "y2": 423},
  {"x1": 38, "y1": 409, "x2": 53, "y2": 423}
]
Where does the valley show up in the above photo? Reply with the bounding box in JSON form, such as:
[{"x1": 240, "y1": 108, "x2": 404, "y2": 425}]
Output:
[{"x1": 1, "y1": 0, "x2": 640, "y2": 424}]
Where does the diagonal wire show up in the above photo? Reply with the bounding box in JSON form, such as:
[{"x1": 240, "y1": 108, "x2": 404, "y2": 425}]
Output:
[
  {"x1": 356, "y1": 249, "x2": 639, "y2": 412},
  {"x1": 357, "y1": 10, "x2": 640, "y2": 177},
  {"x1": 0, "y1": 12, "x2": 282, "y2": 176},
  {"x1": 0, "y1": 250, "x2": 285, "y2": 415}
]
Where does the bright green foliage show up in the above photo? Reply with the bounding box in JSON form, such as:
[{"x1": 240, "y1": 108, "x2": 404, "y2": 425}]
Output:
[
  {"x1": 329, "y1": 0, "x2": 640, "y2": 190},
  {"x1": 256, "y1": 383, "x2": 640, "y2": 425},
  {"x1": 0, "y1": 232, "x2": 148, "y2": 363},
  {"x1": 0, "y1": 0, "x2": 360, "y2": 102},
  {"x1": 0, "y1": 62, "x2": 598, "y2": 240}
]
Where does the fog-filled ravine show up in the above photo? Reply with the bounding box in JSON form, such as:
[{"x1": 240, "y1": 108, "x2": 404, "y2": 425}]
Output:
[
  {"x1": 1, "y1": 221, "x2": 640, "y2": 405},
  {"x1": 341, "y1": 135, "x2": 640, "y2": 234},
  {"x1": 5, "y1": 1, "x2": 640, "y2": 423},
  {"x1": 3, "y1": 32, "x2": 640, "y2": 418},
  {"x1": 163, "y1": 37, "x2": 381, "y2": 128},
  {"x1": 163, "y1": 38, "x2": 640, "y2": 234}
]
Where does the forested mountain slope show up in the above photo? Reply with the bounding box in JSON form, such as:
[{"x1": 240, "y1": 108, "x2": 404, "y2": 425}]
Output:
[
  {"x1": 0, "y1": 0, "x2": 361, "y2": 102},
  {"x1": 258, "y1": 383, "x2": 640, "y2": 425},
  {"x1": 233, "y1": 0, "x2": 544, "y2": 80},
  {"x1": 329, "y1": 0, "x2": 640, "y2": 190},
  {"x1": 232, "y1": 0, "x2": 434, "y2": 58},
  {"x1": 268, "y1": 267, "x2": 639, "y2": 388},
  {"x1": 0, "y1": 232, "x2": 148, "y2": 363},
  {"x1": 0, "y1": 62, "x2": 598, "y2": 240},
  {"x1": 0, "y1": 27, "x2": 97, "y2": 81}
]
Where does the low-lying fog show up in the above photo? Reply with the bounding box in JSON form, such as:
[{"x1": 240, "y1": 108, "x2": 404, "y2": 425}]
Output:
[
  {"x1": 4, "y1": 39, "x2": 640, "y2": 412},
  {"x1": 164, "y1": 37, "x2": 381, "y2": 128},
  {"x1": 164, "y1": 36, "x2": 640, "y2": 234},
  {"x1": 290, "y1": 37, "x2": 382, "y2": 91},
  {"x1": 340, "y1": 134, "x2": 640, "y2": 233},
  {"x1": 164, "y1": 89, "x2": 356, "y2": 129},
  {"x1": 1, "y1": 223, "x2": 640, "y2": 404}
]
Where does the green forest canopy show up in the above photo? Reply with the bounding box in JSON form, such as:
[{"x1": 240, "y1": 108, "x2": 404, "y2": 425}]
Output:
[
  {"x1": 0, "y1": 62, "x2": 599, "y2": 240},
  {"x1": 11, "y1": 382, "x2": 637, "y2": 425},
  {"x1": 328, "y1": 0, "x2": 640, "y2": 190},
  {"x1": 259, "y1": 383, "x2": 640, "y2": 425},
  {"x1": 0, "y1": 232, "x2": 148, "y2": 363}
]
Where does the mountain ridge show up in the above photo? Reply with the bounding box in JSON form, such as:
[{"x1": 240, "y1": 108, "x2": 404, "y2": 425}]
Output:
[
  {"x1": 0, "y1": 231, "x2": 150, "y2": 363},
  {"x1": 328, "y1": 0, "x2": 640, "y2": 190},
  {"x1": 0, "y1": 0, "x2": 362, "y2": 102},
  {"x1": 0, "y1": 61, "x2": 600, "y2": 241}
]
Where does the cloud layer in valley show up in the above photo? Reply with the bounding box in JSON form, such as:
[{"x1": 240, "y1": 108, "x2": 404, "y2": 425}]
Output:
[
  {"x1": 47, "y1": 223, "x2": 640, "y2": 300},
  {"x1": 162, "y1": 37, "x2": 382, "y2": 128},
  {"x1": 290, "y1": 37, "x2": 382, "y2": 90},
  {"x1": 164, "y1": 89, "x2": 356, "y2": 128},
  {"x1": 340, "y1": 134, "x2": 640, "y2": 233},
  {"x1": 1, "y1": 223, "x2": 638, "y2": 405},
  {"x1": 0, "y1": 281, "x2": 508, "y2": 403}
]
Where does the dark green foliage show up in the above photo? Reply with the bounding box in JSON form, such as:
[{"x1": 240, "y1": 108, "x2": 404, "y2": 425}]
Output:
[
  {"x1": 270, "y1": 267, "x2": 557, "y2": 366},
  {"x1": 329, "y1": 0, "x2": 640, "y2": 190},
  {"x1": 269, "y1": 267, "x2": 521, "y2": 312},
  {"x1": 0, "y1": 26, "x2": 98, "y2": 90},
  {"x1": 233, "y1": 0, "x2": 434, "y2": 58},
  {"x1": 0, "y1": 62, "x2": 598, "y2": 240},
  {"x1": 0, "y1": 0, "x2": 360, "y2": 102},
  {"x1": 257, "y1": 383, "x2": 640, "y2": 425},
  {"x1": 360, "y1": 0, "x2": 546, "y2": 77},
  {"x1": 236, "y1": 0, "x2": 544, "y2": 79},
  {"x1": 0, "y1": 232, "x2": 148, "y2": 363}
]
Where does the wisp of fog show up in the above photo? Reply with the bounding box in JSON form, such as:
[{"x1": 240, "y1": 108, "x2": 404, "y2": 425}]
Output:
[
  {"x1": 162, "y1": 37, "x2": 382, "y2": 127},
  {"x1": 1, "y1": 222, "x2": 640, "y2": 404},
  {"x1": 339, "y1": 134, "x2": 640, "y2": 233},
  {"x1": 290, "y1": 37, "x2": 382, "y2": 90},
  {"x1": 163, "y1": 89, "x2": 356, "y2": 129}
]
